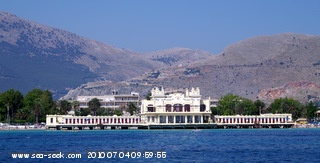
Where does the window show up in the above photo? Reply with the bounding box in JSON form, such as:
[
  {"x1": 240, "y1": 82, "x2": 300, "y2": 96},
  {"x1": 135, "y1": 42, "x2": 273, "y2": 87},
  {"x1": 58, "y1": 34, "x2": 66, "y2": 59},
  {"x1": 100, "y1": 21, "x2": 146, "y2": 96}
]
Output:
[
  {"x1": 174, "y1": 116, "x2": 185, "y2": 123},
  {"x1": 174, "y1": 104, "x2": 183, "y2": 112},
  {"x1": 180, "y1": 116, "x2": 185, "y2": 123},
  {"x1": 200, "y1": 104, "x2": 206, "y2": 112},
  {"x1": 184, "y1": 104, "x2": 190, "y2": 112},
  {"x1": 175, "y1": 116, "x2": 181, "y2": 123},
  {"x1": 147, "y1": 105, "x2": 155, "y2": 112},
  {"x1": 168, "y1": 116, "x2": 174, "y2": 123},
  {"x1": 195, "y1": 116, "x2": 200, "y2": 123},
  {"x1": 160, "y1": 116, "x2": 166, "y2": 123},
  {"x1": 166, "y1": 104, "x2": 172, "y2": 112},
  {"x1": 50, "y1": 118, "x2": 53, "y2": 123},
  {"x1": 203, "y1": 116, "x2": 209, "y2": 123},
  {"x1": 80, "y1": 102, "x2": 87, "y2": 106},
  {"x1": 187, "y1": 116, "x2": 193, "y2": 123},
  {"x1": 148, "y1": 107, "x2": 154, "y2": 112}
]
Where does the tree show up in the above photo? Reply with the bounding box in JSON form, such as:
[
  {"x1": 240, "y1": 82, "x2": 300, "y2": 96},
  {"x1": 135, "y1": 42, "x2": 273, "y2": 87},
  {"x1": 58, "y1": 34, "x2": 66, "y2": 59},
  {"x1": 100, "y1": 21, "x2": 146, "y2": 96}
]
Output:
[
  {"x1": 80, "y1": 108, "x2": 91, "y2": 116},
  {"x1": 211, "y1": 107, "x2": 222, "y2": 115},
  {"x1": 270, "y1": 97, "x2": 302, "y2": 120},
  {"x1": 105, "y1": 108, "x2": 114, "y2": 116},
  {"x1": 23, "y1": 89, "x2": 43, "y2": 123},
  {"x1": 242, "y1": 98, "x2": 258, "y2": 115},
  {"x1": 58, "y1": 100, "x2": 71, "y2": 115},
  {"x1": 254, "y1": 99, "x2": 265, "y2": 114},
  {"x1": 146, "y1": 93, "x2": 151, "y2": 100},
  {"x1": 72, "y1": 101, "x2": 80, "y2": 116},
  {"x1": 96, "y1": 107, "x2": 106, "y2": 116},
  {"x1": 15, "y1": 107, "x2": 30, "y2": 123},
  {"x1": 88, "y1": 98, "x2": 101, "y2": 116},
  {"x1": 306, "y1": 101, "x2": 318, "y2": 120},
  {"x1": 215, "y1": 94, "x2": 258, "y2": 115},
  {"x1": 126, "y1": 102, "x2": 139, "y2": 115},
  {"x1": 40, "y1": 90, "x2": 57, "y2": 116},
  {"x1": 33, "y1": 98, "x2": 42, "y2": 124},
  {"x1": 23, "y1": 89, "x2": 55, "y2": 123},
  {"x1": 215, "y1": 93, "x2": 239, "y2": 115},
  {"x1": 114, "y1": 109, "x2": 122, "y2": 116},
  {"x1": 0, "y1": 89, "x2": 24, "y2": 122}
]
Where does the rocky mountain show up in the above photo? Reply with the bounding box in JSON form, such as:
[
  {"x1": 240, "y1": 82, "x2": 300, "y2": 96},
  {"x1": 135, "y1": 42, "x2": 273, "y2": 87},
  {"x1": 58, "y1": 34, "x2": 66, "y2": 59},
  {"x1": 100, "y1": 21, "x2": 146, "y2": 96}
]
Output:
[
  {"x1": 62, "y1": 33, "x2": 320, "y2": 104},
  {"x1": 0, "y1": 11, "x2": 212, "y2": 98},
  {"x1": 146, "y1": 47, "x2": 212, "y2": 66},
  {"x1": 258, "y1": 81, "x2": 320, "y2": 104}
]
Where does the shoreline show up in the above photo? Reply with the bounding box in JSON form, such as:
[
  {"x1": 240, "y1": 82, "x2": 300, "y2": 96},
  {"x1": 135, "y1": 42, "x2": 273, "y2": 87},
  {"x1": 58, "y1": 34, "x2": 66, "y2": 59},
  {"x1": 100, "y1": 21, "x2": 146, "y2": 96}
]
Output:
[
  {"x1": 2, "y1": 123, "x2": 316, "y2": 130},
  {"x1": 1, "y1": 126, "x2": 320, "y2": 131},
  {"x1": 0, "y1": 125, "x2": 46, "y2": 130}
]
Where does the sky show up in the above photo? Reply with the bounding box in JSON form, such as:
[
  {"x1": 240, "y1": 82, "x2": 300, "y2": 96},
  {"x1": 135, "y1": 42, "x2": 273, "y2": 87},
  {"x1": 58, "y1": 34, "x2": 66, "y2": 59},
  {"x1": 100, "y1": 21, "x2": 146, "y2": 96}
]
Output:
[{"x1": 1, "y1": 0, "x2": 320, "y2": 54}]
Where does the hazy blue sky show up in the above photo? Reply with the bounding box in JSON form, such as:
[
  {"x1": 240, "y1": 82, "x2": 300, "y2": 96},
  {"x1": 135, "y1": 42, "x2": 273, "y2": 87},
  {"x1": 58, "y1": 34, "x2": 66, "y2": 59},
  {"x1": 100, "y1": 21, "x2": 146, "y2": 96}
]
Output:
[{"x1": 1, "y1": 0, "x2": 319, "y2": 54}]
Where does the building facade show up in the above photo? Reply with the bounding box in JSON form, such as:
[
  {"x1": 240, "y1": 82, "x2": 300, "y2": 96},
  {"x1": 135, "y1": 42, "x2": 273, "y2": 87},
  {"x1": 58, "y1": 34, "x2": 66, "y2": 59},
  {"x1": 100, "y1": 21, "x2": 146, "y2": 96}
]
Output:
[
  {"x1": 140, "y1": 87, "x2": 212, "y2": 125},
  {"x1": 77, "y1": 92, "x2": 139, "y2": 109},
  {"x1": 46, "y1": 87, "x2": 214, "y2": 130},
  {"x1": 46, "y1": 87, "x2": 295, "y2": 130},
  {"x1": 46, "y1": 114, "x2": 141, "y2": 130},
  {"x1": 214, "y1": 114, "x2": 294, "y2": 128}
]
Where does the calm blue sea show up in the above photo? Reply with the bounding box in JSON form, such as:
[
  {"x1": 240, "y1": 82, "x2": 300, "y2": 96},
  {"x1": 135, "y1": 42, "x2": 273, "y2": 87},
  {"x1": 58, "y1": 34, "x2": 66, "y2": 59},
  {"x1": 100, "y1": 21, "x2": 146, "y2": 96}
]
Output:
[{"x1": 1, "y1": 129, "x2": 320, "y2": 163}]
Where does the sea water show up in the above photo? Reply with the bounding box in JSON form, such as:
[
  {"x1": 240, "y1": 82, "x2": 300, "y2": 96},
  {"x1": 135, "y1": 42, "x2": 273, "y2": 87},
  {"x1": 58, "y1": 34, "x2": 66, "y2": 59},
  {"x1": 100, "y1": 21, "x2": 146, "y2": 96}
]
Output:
[{"x1": 1, "y1": 129, "x2": 320, "y2": 162}]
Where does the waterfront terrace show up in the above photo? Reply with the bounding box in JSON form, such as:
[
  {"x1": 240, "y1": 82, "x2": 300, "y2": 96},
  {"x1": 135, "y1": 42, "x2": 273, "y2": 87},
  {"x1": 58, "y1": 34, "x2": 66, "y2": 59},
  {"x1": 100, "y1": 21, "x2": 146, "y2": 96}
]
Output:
[
  {"x1": 214, "y1": 114, "x2": 294, "y2": 128},
  {"x1": 46, "y1": 87, "x2": 295, "y2": 130}
]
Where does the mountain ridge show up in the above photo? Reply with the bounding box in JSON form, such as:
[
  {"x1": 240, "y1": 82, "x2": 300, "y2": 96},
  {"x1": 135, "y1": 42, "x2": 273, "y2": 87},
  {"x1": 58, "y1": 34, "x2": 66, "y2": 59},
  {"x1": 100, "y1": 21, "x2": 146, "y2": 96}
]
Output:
[
  {"x1": 2, "y1": 11, "x2": 320, "y2": 103},
  {"x1": 62, "y1": 33, "x2": 320, "y2": 104},
  {"x1": 0, "y1": 11, "x2": 212, "y2": 98}
]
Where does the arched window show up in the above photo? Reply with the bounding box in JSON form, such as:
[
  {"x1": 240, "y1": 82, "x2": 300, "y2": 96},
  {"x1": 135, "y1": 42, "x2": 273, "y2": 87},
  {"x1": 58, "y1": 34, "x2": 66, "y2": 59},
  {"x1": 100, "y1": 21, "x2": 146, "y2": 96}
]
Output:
[
  {"x1": 184, "y1": 104, "x2": 190, "y2": 112},
  {"x1": 166, "y1": 104, "x2": 172, "y2": 112},
  {"x1": 174, "y1": 104, "x2": 183, "y2": 112}
]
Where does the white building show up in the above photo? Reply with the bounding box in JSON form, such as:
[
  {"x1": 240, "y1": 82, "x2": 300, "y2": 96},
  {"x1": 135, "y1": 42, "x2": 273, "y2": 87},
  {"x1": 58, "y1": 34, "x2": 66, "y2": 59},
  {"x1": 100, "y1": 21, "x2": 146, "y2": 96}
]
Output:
[
  {"x1": 46, "y1": 114, "x2": 141, "y2": 130},
  {"x1": 215, "y1": 114, "x2": 293, "y2": 124},
  {"x1": 140, "y1": 87, "x2": 212, "y2": 125},
  {"x1": 46, "y1": 87, "x2": 295, "y2": 129},
  {"x1": 46, "y1": 87, "x2": 213, "y2": 130},
  {"x1": 214, "y1": 114, "x2": 294, "y2": 128},
  {"x1": 77, "y1": 92, "x2": 139, "y2": 109}
]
